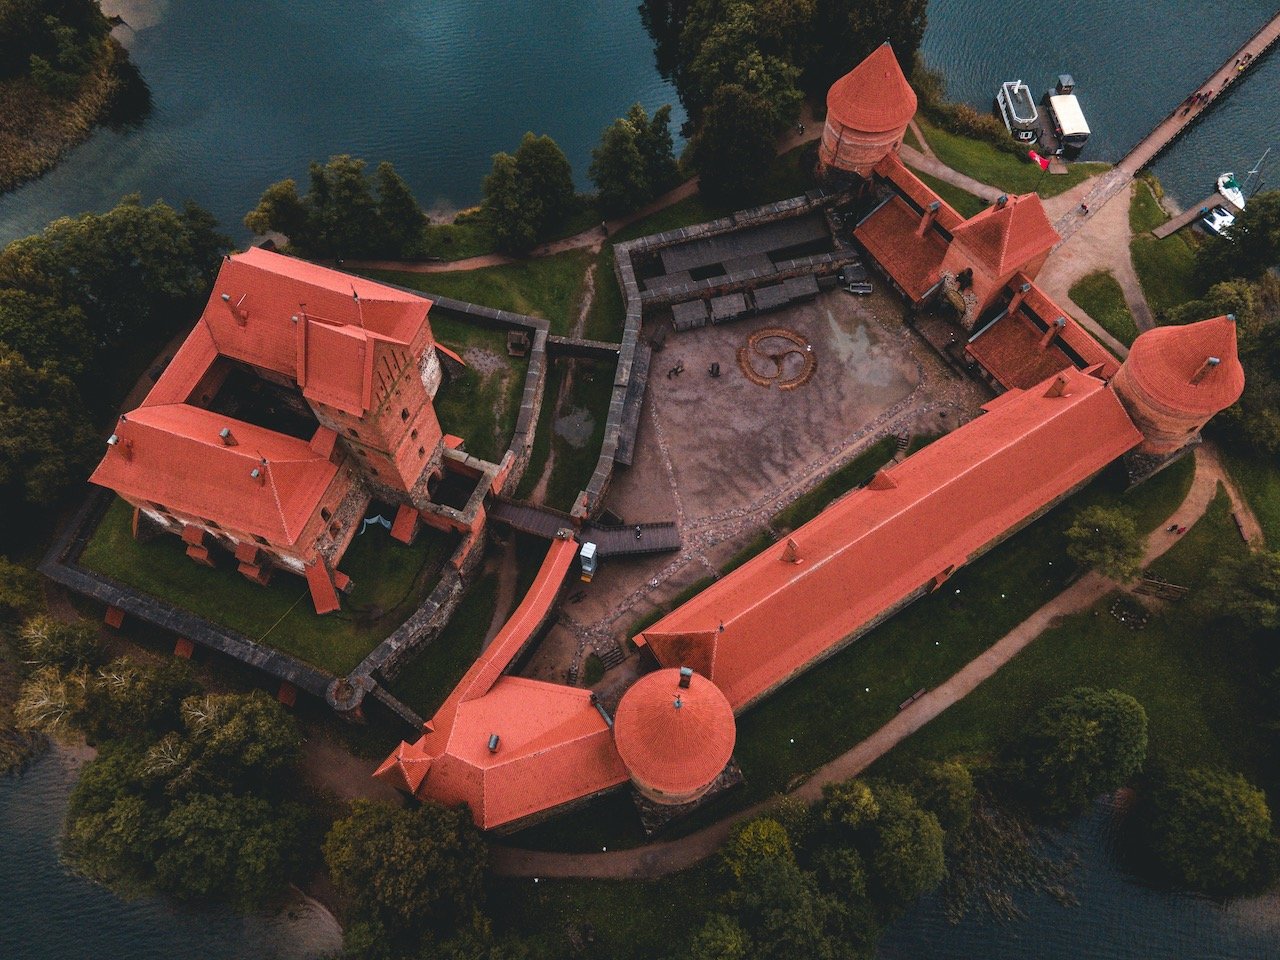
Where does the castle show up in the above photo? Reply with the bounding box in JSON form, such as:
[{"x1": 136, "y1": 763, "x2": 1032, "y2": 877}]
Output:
[
  {"x1": 90, "y1": 247, "x2": 487, "y2": 614},
  {"x1": 376, "y1": 43, "x2": 1244, "y2": 832}
]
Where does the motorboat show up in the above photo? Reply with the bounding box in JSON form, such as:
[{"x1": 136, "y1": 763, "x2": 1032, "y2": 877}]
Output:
[
  {"x1": 996, "y1": 80, "x2": 1039, "y2": 141},
  {"x1": 1201, "y1": 148, "x2": 1270, "y2": 235}
]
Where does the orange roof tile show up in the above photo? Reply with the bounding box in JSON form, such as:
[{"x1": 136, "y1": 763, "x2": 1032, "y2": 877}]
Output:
[
  {"x1": 1123, "y1": 316, "x2": 1244, "y2": 414},
  {"x1": 854, "y1": 196, "x2": 948, "y2": 301},
  {"x1": 1017, "y1": 278, "x2": 1120, "y2": 379},
  {"x1": 89, "y1": 405, "x2": 339, "y2": 546},
  {"x1": 950, "y1": 195, "x2": 1060, "y2": 278},
  {"x1": 874, "y1": 153, "x2": 964, "y2": 231},
  {"x1": 614, "y1": 668, "x2": 735, "y2": 797},
  {"x1": 383, "y1": 677, "x2": 628, "y2": 830},
  {"x1": 636, "y1": 367, "x2": 1143, "y2": 710},
  {"x1": 827, "y1": 43, "x2": 918, "y2": 133}
]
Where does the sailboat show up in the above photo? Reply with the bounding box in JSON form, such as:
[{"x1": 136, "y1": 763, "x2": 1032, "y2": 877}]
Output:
[{"x1": 1202, "y1": 147, "x2": 1270, "y2": 236}]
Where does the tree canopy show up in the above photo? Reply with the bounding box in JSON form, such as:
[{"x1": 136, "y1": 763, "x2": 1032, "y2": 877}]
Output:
[
  {"x1": 1014, "y1": 687, "x2": 1148, "y2": 817},
  {"x1": 1202, "y1": 549, "x2": 1280, "y2": 632},
  {"x1": 0, "y1": 0, "x2": 111, "y2": 91},
  {"x1": 244, "y1": 155, "x2": 425, "y2": 259},
  {"x1": 1065, "y1": 505, "x2": 1144, "y2": 582},
  {"x1": 482, "y1": 133, "x2": 577, "y2": 254},
  {"x1": 1197, "y1": 190, "x2": 1280, "y2": 286},
  {"x1": 1136, "y1": 766, "x2": 1276, "y2": 895},
  {"x1": 323, "y1": 799, "x2": 488, "y2": 953},
  {"x1": 590, "y1": 104, "x2": 680, "y2": 218},
  {"x1": 684, "y1": 83, "x2": 777, "y2": 204}
]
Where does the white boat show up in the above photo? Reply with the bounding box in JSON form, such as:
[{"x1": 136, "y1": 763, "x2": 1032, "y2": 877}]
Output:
[
  {"x1": 996, "y1": 80, "x2": 1039, "y2": 142},
  {"x1": 1202, "y1": 149, "x2": 1270, "y2": 235},
  {"x1": 1045, "y1": 75, "x2": 1090, "y2": 154}
]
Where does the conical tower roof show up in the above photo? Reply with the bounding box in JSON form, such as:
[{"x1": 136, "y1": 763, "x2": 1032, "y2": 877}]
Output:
[
  {"x1": 1123, "y1": 316, "x2": 1245, "y2": 415},
  {"x1": 826, "y1": 43, "x2": 917, "y2": 134},
  {"x1": 950, "y1": 194, "x2": 1060, "y2": 277},
  {"x1": 613, "y1": 668, "x2": 735, "y2": 797}
]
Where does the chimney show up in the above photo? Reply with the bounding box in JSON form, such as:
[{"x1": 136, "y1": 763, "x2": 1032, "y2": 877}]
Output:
[
  {"x1": 487, "y1": 733, "x2": 500, "y2": 753},
  {"x1": 1039, "y1": 316, "x2": 1067, "y2": 351},
  {"x1": 1044, "y1": 373, "x2": 1070, "y2": 398},
  {"x1": 996, "y1": 194, "x2": 1009, "y2": 208},
  {"x1": 915, "y1": 200, "x2": 941, "y2": 237},
  {"x1": 221, "y1": 292, "x2": 249, "y2": 326},
  {"x1": 250, "y1": 459, "x2": 266, "y2": 484},
  {"x1": 782, "y1": 538, "x2": 801, "y2": 564},
  {"x1": 1007, "y1": 281, "x2": 1031, "y2": 316},
  {"x1": 219, "y1": 427, "x2": 237, "y2": 446},
  {"x1": 1191, "y1": 356, "x2": 1221, "y2": 385},
  {"x1": 678, "y1": 666, "x2": 693, "y2": 689}
]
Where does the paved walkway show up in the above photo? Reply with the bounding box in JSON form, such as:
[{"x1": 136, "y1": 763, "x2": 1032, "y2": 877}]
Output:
[
  {"x1": 898, "y1": 142, "x2": 1004, "y2": 203},
  {"x1": 490, "y1": 446, "x2": 1221, "y2": 880}
]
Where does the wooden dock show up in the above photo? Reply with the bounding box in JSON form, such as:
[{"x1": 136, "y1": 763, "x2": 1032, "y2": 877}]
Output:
[
  {"x1": 1151, "y1": 191, "x2": 1242, "y2": 239},
  {"x1": 1055, "y1": 10, "x2": 1280, "y2": 244}
]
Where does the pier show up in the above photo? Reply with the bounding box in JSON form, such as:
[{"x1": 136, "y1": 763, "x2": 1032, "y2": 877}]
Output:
[
  {"x1": 1055, "y1": 10, "x2": 1280, "y2": 243},
  {"x1": 1150, "y1": 191, "x2": 1242, "y2": 239}
]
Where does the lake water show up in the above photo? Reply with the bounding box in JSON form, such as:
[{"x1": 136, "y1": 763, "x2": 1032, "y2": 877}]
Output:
[
  {"x1": 2, "y1": 3, "x2": 1279, "y2": 955},
  {"x1": 878, "y1": 799, "x2": 1280, "y2": 960}
]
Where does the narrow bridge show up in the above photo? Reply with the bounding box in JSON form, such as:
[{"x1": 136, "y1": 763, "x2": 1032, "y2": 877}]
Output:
[
  {"x1": 1151, "y1": 191, "x2": 1242, "y2": 239},
  {"x1": 488, "y1": 497, "x2": 680, "y2": 558},
  {"x1": 1055, "y1": 10, "x2": 1280, "y2": 243}
]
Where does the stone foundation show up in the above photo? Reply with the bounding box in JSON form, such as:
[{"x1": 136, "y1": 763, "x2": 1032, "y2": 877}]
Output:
[{"x1": 631, "y1": 759, "x2": 745, "y2": 836}]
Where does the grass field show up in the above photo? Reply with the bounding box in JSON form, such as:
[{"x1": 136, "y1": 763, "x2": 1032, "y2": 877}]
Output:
[
  {"x1": 874, "y1": 488, "x2": 1266, "y2": 785},
  {"x1": 1218, "y1": 442, "x2": 1280, "y2": 546},
  {"x1": 1128, "y1": 180, "x2": 1202, "y2": 316},
  {"x1": 543, "y1": 358, "x2": 617, "y2": 513},
  {"x1": 916, "y1": 119, "x2": 1110, "y2": 199},
  {"x1": 1069, "y1": 270, "x2": 1139, "y2": 346},
  {"x1": 508, "y1": 456, "x2": 1196, "y2": 852},
  {"x1": 80, "y1": 498, "x2": 453, "y2": 676}
]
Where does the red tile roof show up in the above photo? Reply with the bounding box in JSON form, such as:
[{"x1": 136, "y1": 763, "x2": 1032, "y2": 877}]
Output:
[
  {"x1": 854, "y1": 195, "x2": 948, "y2": 301},
  {"x1": 1122, "y1": 316, "x2": 1244, "y2": 415},
  {"x1": 636, "y1": 367, "x2": 1143, "y2": 710},
  {"x1": 950, "y1": 194, "x2": 1060, "y2": 278},
  {"x1": 613, "y1": 668, "x2": 735, "y2": 797},
  {"x1": 1018, "y1": 279, "x2": 1120, "y2": 378},
  {"x1": 376, "y1": 677, "x2": 628, "y2": 830},
  {"x1": 89, "y1": 404, "x2": 339, "y2": 546},
  {"x1": 875, "y1": 153, "x2": 963, "y2": 231},
  {"x1": 827, "y1": 43, "x2": 917, "y2": 133}
]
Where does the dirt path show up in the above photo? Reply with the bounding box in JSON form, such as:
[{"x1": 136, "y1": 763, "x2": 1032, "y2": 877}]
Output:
[
  {"x1": 490, "y1": 445, "x2": 1220, "y2": 879},
  {"x1": 1199, "y1": 442, "x2": 1265, "y2": 548},
  {"x1": 299, "y1": 736, "x2": 401, "y2": 804},
  {"x1": 898, "y1": 143, "x2": 1004, "y2": 203},
  {"x1": 481, "y1": 547, "x2": 520, "y2": 650},
  {"x1": 907, "y1": 119, "x2": 935, "y2": 160}
]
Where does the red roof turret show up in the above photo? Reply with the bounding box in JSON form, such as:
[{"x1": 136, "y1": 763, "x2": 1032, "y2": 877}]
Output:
[
  {"x1": 613, "y1": 668, "x2": 735, "y2": 803},
  {"x1": 826, "y1": 43, "x2": 917, "y2": 134},
  {"x1": 950, "y1": 194, "x2": 1060, "y2": 278},
  {"x1": 1121, "y1": 316, "x2": 1244, "y2": 415}
]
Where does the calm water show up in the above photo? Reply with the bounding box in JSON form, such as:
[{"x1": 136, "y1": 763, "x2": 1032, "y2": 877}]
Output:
[
  {"x1": 3, "y1": 3, "x2": 1280, "y2": 955},
  {"x1": 878, "y1": 800, "x2": 1280, "y2": 960},
  {"x1": 0, "y1": 748, "x2": 339, "y2": 960}
]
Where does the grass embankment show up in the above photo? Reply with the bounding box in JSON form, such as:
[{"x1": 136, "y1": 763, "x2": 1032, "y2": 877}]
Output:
[
  {"x1": 542, "y1": 358, "x2": 617, "y2": 512},
  {"x1": 1069, "y1": 270, "x2": 1139, "y2": 346},
  {"x1": 1218, "y1": 443, "x2": 1280, "y2": 546},
  {"x1": 413, "y1": 203, "x2": 602, "y2": 262},
  {"x1": 80, "y1": 498, "x2": 452, "y2": 675},
  {"x1": 906, "y1": 164, "x2": 987, "y2": 218},
  {"x1": 915, "y1": 118, "x2": 1110, "y2": 199},
  {"x1": 874, "y1": 488, "x2": 1266, "y2": 785},
  {"x1": 372, "y1": 249, "x2": 593, "y2": 336},
  {"x1": 1129, "y1": 178, "x2": 1201, "y2": 316},
  {"x1": 511, "y1": 454, "x2": 1197, "y2": 853},
  {"x1": 0, "y1": 39, "x2": 130, "y2": 193}
]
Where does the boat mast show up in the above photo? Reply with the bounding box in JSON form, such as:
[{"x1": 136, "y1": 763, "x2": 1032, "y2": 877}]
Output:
[{"x1": 1244, "y1": 147, "x2": 1271, "y2": 197}]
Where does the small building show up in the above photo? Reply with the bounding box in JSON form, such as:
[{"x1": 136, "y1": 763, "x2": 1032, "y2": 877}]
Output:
[
  {"x1": 710, "y1": 292, "x2": 750, "y2": 324},
  {"x1": 671, "y1": 299, "x2": 709, "y2": 332},
  {"x1": 819, "y1": 42, "x2": 917, "y2": 178}
]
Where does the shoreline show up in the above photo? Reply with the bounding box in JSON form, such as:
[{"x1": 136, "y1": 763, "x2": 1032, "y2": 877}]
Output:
[{"x1": 0, "y1": 37, "x2": 136, "y2": 196}]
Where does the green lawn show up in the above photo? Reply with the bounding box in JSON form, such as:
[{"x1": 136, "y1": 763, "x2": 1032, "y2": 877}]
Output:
[
  {"x1": 1218, "y1": 442, "x2": 1280, "y2": 546},
  {"x1": 1128, "y1": 180, "x2": 1202, "y2": 316},
  {"x1": 874, "y1": 489, "x2": 1266, "y2": 785},
  {"x1": 907, "y1": 164, "x2": 987, "y2": 218},
  {"x1": 508, "y1": 457, "x2": 1196, "y2": 851},
  {"x1": 384, "y1": 572, "x2": 498, "y2": 717},
  {"x1": 543, "y1": 358, "x2": 617, "y2": 512},
  {"x1": 410, "y1": 199, "x2": 606, "y2": 262},
  {"x1": 1069, "y1": 270, "x2": 1139, "y2": 346},
  {"x1": 370, "y1": 249, "x2": 593, "y2": 336},
  {"x1": 916, "y1": 119, "x2": 1110, "y2": 199},
  {"x1": 80, "y1": 498, "x2": 453, "y2": 676},
  {"x1": 514, "y1": 359, "x2": 564, "y2": 500}
]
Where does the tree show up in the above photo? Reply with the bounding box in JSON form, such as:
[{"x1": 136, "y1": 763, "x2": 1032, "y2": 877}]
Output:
[
  {"x1": 375, "y1": 161, "x2": 426, "y2": 256},
  {"x1": 723, "y1": 855, "x2": 842, "y2": 960},
  {"x1": 243, "y1": 178, "x2": 309, "y2": 240},
  {"x1": 799, "y1": 0, "x2": 928, "y2": 98},
  {"x1": 689, "y1": 913, "x2": 752, "y2": 960},
  {"x1": 590, "y1": 119, "x2": 650, "y2": 218},
  {"x1": 1015, "y1": 687, "x2": 1148, "y2": 817},
  {"x1": 513, "y1": 133, "x2": 575, "y2": 233},
  {"x1": 305, "y1": 155, "x2": 385, "y2": 258},
  {"x1": 1065, "y1": 505, "x2": 1143, "y2": 582},
  {"x1": 80, "y1": 658, "x2": 196, "y2": 741},
  {"x1": 685, "y1": 83, "x2": 777, "y2": 204},
  {"x1": 0, "y1": 555, "x2": 42, "y2": 623},
  {"x1": 168, "y1": 691, "x2": 302, "y2": 794},
  {"x1": 721, "y1": 816, "x2": 793, "y2": 880},
  {"x1": 154, "y1": 792, "x2": 303, "y2": 908},
  {"x1": 862, "y1": 783, "x2": 945, "y2": 910},
  {"x1": 1198, "y1": 190, "x2": 1280, "y2": 285},
  {"x1": 16, "y1": 614, "x2": 98, "y2": 671},
  {"x1": 631, "y1": 103, "x2": 680, "y2": 195},
  {"x1": 0, "y1": 287, "x2": 92, "y2": 378},
  {"x1": 323, "y1": 799, "x2": 488, "y2": 951},
  {"x1": 65, "y1": 738, "x2": 160, "y2": 885},
  {"x1": 820, "y1": 777, "x2": 880, "y2": 834},
  {"x1": 1137, "y1": 766, "x2": 1276, "y2": 894},
  {"x1": 911, "y1": 760, "x2": 976, "y2": 837},
  {"x1": 482, "y1": 151, "x2": 538, "y2": 253},
  {"x1": 1202, "y1": 549, "x2": 1280, "y2": 631}
]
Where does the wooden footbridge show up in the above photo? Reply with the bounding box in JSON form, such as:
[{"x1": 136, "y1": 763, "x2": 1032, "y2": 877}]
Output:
[
  {"x1": 488, "y1": 497, "x2": 680, "y2": 558},
  {"x1": 1151, "y1": 190, "x2": 1242, "y2": 239},
  {"x1": 1055, "y1": 10, "x2": 1280, "y2": 244}
]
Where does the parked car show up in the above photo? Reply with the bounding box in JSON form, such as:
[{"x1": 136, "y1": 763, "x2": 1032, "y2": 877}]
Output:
[
  {"x1": 845, "y1": 282, "x2": 873, "y2": 295},
  {"x1": 837, "y1": 265, "x2": 867, "y2": 285}
]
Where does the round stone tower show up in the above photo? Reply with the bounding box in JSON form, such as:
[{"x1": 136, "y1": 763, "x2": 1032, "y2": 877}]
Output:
[
  {"x1": 613, "y1": 666, "x2": 736, "y2": 806},
  {"x1": 818, "y1": 42, "x2": 917, "y2": 179},
  {"x1": 1111, "y1": 315, "x2": 1245, "y2": 456}
]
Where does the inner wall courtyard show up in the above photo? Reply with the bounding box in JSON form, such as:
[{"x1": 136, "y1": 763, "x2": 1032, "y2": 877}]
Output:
[{"x1": 521, "y1": 285, "x2": 991, "y2": 695}]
